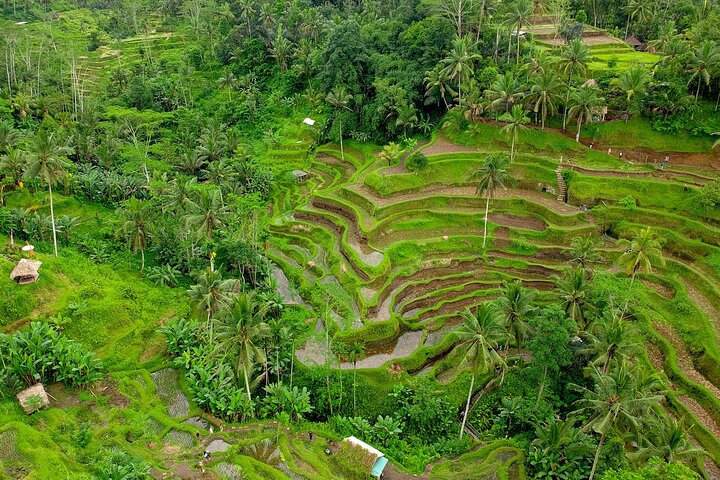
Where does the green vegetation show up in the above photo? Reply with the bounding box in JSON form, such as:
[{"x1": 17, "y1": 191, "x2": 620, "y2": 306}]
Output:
[{"x1": 1, "y1": 0, "x2": 720, "y2": 479}]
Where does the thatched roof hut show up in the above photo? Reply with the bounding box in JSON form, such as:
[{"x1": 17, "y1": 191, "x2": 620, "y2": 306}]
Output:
[
  {"x1": 292, "y1": 170, "x2": 309, "y2": 183},
  {"x1": 9, "y1": 259, "x2": 42, "y2": 285},
  {"x1": 16, "y1": 383, "x2": 50, "y2": 414}
]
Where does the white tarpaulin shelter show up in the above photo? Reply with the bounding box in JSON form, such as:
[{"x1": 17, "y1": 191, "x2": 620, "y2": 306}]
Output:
[
  {"x1": 343, "y1": 436, "x2": 388, "y2": 478},
  {"x1": 302, "y1": 118, "x2": 316, "y2": 126}
]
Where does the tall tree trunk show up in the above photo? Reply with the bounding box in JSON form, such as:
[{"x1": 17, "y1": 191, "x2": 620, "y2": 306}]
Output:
[
  {"x1": 589, "y1": 433, "x2": 606, "y2": 480},
  {"x1": 482, "y1": 195, "x2": 490, "y2": 247},
  {"x1": 140, "y1": 248, "x2": 145, "y2": 270},
  {"x1": 576, "y1": 115, "x2": 583, "y2": 142},
  {"x1": 536, "y1": 366, "x2": 548, "y2": 404},
  {"x1": 459, "y1": 374, "x2": 475, "y2": 440},
  {"x1": 696, "y1": 77, "x2": 702, "y2": 102},
  {"x1": 49, "y1": 183, "x2": 58, "y2": 257},
  {"x1": 511, "y1": 137, "x2": 516, "y2": 161},
  {"x1": 243, "y1": 364, "x2": 252, "y2": 402},
  {"x1": 353, "y1": 362, "x2": 357, "y2": 414},
  {"x1": 516, "y1": 22, "x2": 522, "y2": 66},
  {"x1": 339, "y1": 118, "x2": 344, "y2": 160}
]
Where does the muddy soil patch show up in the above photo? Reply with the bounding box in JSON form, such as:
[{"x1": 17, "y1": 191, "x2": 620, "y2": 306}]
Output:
[{"x1": 488, "y1": 213, "x2": 547, "y2": 231}]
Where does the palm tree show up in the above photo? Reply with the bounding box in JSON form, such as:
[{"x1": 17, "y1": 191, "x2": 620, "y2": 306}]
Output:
[
  {"x1": 379, "y1": 142, "x2": 404, "y2": 166},
  {"x1": 348, "y1": 342, "x2": 365, "y2": 414},
  {"x1": 658, "y1": 36, "x2": 690, "y2": 72},
  {"x1": 187, "y1": 268, "x2": 240, "y2": 344},
  {"x1": 631, "y1": 417, "x2": 707, "y2": 464},
  {"x1": 624, "y1": 0, "x2": 653, "y2": 40},
  {"x1": 617, "y1": 228, "x2": 665, "y2": 284},
  {"x1": 499, "y1": 105, "x2": 530, "y2": 161},
  {"x1": 563, "y1": 236, "x2": 602, "y2": 278},
  {"x1": 184, "y1": 188, "x2": 229, "y2": 240},
  {"x1": 117, "y1": 198, "x2": 151, "y2": 270},
  {"x1": 424, "y1": 65, "x2": 457, "y2": 110},
  {"x1": 504, "y1": 0, "x2": 534, "y2": 65},
  {"x1": 195, "y1": 125, "x2": 227, "y2": 164},
  {"x1": 456, "y1": 303, "x2": 508, "y2": 439},
  {"x1": 270, "y1": 25, "x2": 293, "y2": 72},
  {"x1": 567, "y1": 86, "x2": 605, "y2": 142},
  {"x1": 216, "y1": 294, "x2": 271, "y2": 403},
  {"x1": 571, "y1": 362, "x2": 663, "y2": 480},
  {"x1": 441, "y1": 36, "x2": 481, "y2": 104},
  {"x1": 559, "y1": 39, "x2": 590, "y2": 86},
  {"x1": 615, "y1": 66, "x2": 649, "y2": 121},
  {"x1": 533, "y1": 417, "x2": 593, "y2": 465},
  {"x1": 553, "y1": 267, "x2": 592, "y2": 331},
  {"x1": 485, "y1": 71, "x2": 524, "y2": 113},
  {"x1": 217, "y1": 69, "x2": 237, "y2": 101},
  {"x1": 471, "y1": 153, "x2": 511, "y2": 248},
  {"x1": 528, "y1": 71, "x2": 564, "y2": 130},
  {"x1": 0, "y1": 149, "x2": 27, "y2": 185},
  {"x1": 0, "y1": 122, "x2": 22, "y2": 153},
  {"x1": 325, "y1": 86, "x2": 353, "y2": 161},
  {"x1": 496, "y1": 280, "x2": 537, "y2": 351},
  {"x1": 687, "y1": 40, "x2": 720, "y2": 102},
  {"x1": 587, "y1": 311, "x2": 641, "y2": 373},
  {"x1": 24, "y1": 131, "x2": 72, "y2": 257}
]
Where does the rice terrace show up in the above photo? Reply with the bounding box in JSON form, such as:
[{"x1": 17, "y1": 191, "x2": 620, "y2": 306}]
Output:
[{"x1": 1, "y1": 1, "x2": 720, "y2": 479}]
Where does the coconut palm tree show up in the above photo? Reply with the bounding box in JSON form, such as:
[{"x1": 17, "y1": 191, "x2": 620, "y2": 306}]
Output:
[
  {"x1": 504, "y1": 0, "x2": 534, "y2": 65},
  {"x1": 631, "y1": 417, "x2": 707, "y2": 465},
  {"x1": 187, "y1": 268, "x2": 241, "y2": 344},
  {"x1": 425, "y1": 65, "x2": 457, "y2": 110},
  {"x1": 567, "y1": 86, "x2": 605, "y2": 142},
  {"x1": 532, "y1": 417, "x2": 593, "y2": 465},
  {"x1": 456, "y1": 303, "x2": 508, "y2": 439},
  {"x1": 24, "y1": 131, "x2": 72, "y2": 257},
  {"x1": 528, "y1": 71, "x2": 564, "y2": 129},
  {"x1": 499, "y1": 105, "x2": 530, "y2": 161},
  {"x1": 587, "y1": 311, "x2": 641, "y2": 374},
  {"x1": 485, "y1": 71, "x2": 524, "y2": 113},
  {"x1": 559, "y1": 39, "x2": 590, "y2": 86},
  {"x1": 0, "y1": 148, "x2": 27, "y2": 185},
  {"x1": 572, "y1": 362, "x2": 663, "y2": 480},
  {"x1": 184, "y1": 188, "x2": 229, "y2": 240},
  {"x1": 615, "y1": 66, "x2": 649, "y2": 121},
  {"x1": 325, "y1": 86, "x2": 353, "y2": 161},
  {"x1": 617, "y1": 228, "x2": 665, "y2": 284},
  {"x1": 471, "y1": 153, "x2": 511, "y2": 248},
  {"x1": 347, "y1": 341, "x2": 365, "y2": 414},
  {"x1": 624, "y1": 0, "x2": 653, "y2": 40},
  {"x1": 216, "y1": 294, "x2": 271, "y2": 403},
  {"x1": 0, "y1": 122, "x2": 22, "y2": 153},
  {"x1": 687, "y1": 40, "x2": 720, "y2": 102},
  {"x1": 217, "y1": 69, "x2": 237, "y2": 101},
  {"x1": 496, "y1": 280, "x2": 537, "y2": 351},
  {"x1": 441, "y1": 36, "x2": 481, "y2": 104},
  {"x1": 117, "y1": 198, "x2": 151, "y2": 270},
  {"x1": 270, "y1": 24, "x2": 293, "y2": 72},
  {"x1": 563, "y1": 235, "x2": 602, "y2": 278},
  {"x1": 553, "y1": 267, "x2": 592, "y2": 331}
]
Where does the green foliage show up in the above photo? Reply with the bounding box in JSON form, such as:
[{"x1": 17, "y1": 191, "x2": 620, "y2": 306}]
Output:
[
  {"x1": 618, "y1": 196, "x2": 638, "y2": 210},
  {"x1": 0, "y1": 322, "x2": 103, "y2": 390},
  {"x1": 406, "y1": 152, "x2": 429, "y2": 171},
  {"x1": 599, "y1": 458, "x2": 698, "y2": 480},
  {"x1": 92, "y1": 448, "x2": 150, "y2": 480}
]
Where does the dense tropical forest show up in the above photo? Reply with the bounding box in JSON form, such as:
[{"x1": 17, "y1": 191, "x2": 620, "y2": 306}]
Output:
[{"x1": 1, "y1": 0, "x2": 720, "y2": 478}]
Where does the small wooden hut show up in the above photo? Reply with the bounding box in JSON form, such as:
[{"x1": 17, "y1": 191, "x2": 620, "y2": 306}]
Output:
[
  {"x1": 16, "y1": 383, "x2": 50, "y2": 414},
  {"x1": 292, "y1": 170, "x2": 309, "y2": 183},
  {"x1": 10, "y1": 259, "x2": 42, "y2": 285},
  {"x1": 625, "y1": 36, "x2": 645, "y2": 51}
]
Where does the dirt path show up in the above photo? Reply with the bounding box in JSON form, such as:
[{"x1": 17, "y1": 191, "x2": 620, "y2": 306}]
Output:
[
  {"x1": 653, "y1": 322, "x2": 720, "y2": 398},
  {"x1": 421, "y1": 135, "x2": 478, "y2": 156},
  {"x1": 677, "y1": 277, "x2": 720, "y2": 343},
  {"x1": 565, "y1": 164, "x2": 713, "y2": 186}
]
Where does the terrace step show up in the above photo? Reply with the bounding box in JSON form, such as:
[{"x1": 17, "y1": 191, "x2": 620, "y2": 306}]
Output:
[{"x1": 555, "y1": 166, "x2": 567, "y2": 203}]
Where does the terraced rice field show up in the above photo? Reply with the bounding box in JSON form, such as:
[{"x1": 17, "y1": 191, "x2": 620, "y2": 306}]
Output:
[{"x1": 266, "y1": 127, "x2": 720, "y2": 474}]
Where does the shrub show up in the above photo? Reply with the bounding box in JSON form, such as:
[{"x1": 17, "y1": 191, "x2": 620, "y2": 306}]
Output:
[
  {"x1": 406, "y1": 152, "x2": 428, "y2": 172},
  {"x1": 617, "y1": 196, "x2": 637, "y2": 210},
  {"x1": 0, "y1": 322, "x2": 103, "y2": 390}
]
